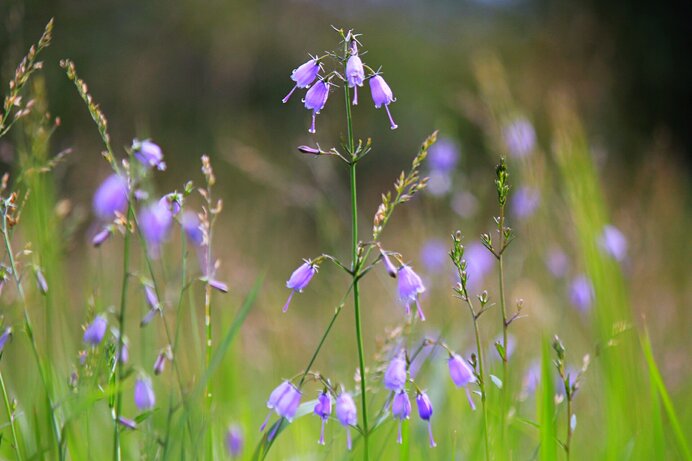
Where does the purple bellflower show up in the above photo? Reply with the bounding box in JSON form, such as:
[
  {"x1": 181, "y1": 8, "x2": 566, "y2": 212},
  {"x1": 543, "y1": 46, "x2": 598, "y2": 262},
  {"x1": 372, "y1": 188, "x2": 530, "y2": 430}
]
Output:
[
  {"x1": 119, "y1": 341, "x2": 129, "y2": 364},
  {"x1": 260, "y1": 380, "x2": 302, "y2": 437},
  {"x1": 380, "y1": 250, "x2": 398, "y2": 278},
  {"x1": 0, "y1": 328, "x2": 12, "y2": 355},
  {"x1": 335, "y1": 392, "x2": 357, "y2": 450},
  {"x1": 346, "y1": 55, "x2": 365, "y2": 105},
  {"x1": 283, "y1": 59, "x2": 321, "y2": 104},
  {"x1": 397, "y1": 264, "x2": 426, "y2": 320},
  {"x1": 225, "y1": 425, "x2": 243, "y2": 458},
  {"x1": 421, "y1": 239, "x2": 449, "y2": 274},
  {"x1": 503, "y1": 117, "x2": 536, "y2": 158},
  {"x1": 416, "y1": 391, "x2": 437, "y2": 447},
  {"x1": 314, "y1": 391, "x2": 332, "y2": 445},
  {"x1": 428, "y1": 138, "x2": 460, "y2": 173},
  {"x1": 449, "y1": 353, "x2": 477, "y2": 410},
  {"x1": 599, "y1": 225, "x2": 627, "y2": 262},
  {"x1": 83, "y1": 315, "x2": 107, "y2": 345},
  {"x1": 569, "y1": 274, "x2": 594, "y2": 312},
  {"x1": 384, "y1": 351, "x2": 408, "y2": 391},
  {"x1": 159, "y1": 193, "x2": 182, "y2": 216},
  {"x1": 283, "y1": 261, "x2": 318, "y2": 312},
  {"x1": 369, "y1": 75, "x2": 398, "y2": 130},
  {"x1": 133, "y1": 139, "x2": 166, "y2": 171},
  {"x1": 117, "y1": 416, "x2": 137, "y2": 430},
  {"x1": 181, "y1": 211, "x2": 204, "y2": 247},
  {"x1": 139, "y1": 201, "x2": 173, "y2": 253},
  {"x1": 134, "y1": 376, "x2": 156, "y2": 410},
  {"x1": 92, "y1": 227, "x2": 112, "y2": 247},
  {"x1": 392, "y1": 390, "x2": 411, "y2": 444},
  {"x1": 512, "y1": 186, "x2": 540, "y2": 219},
  {"x1": 304, "y1": 80, "x2": 330, "y2": 134},
  {"x1": 93, "y1": 174, "x2": 128, "y2": 221},
  {"x1": 153, "y1": 350, "x2": 168, "y2": 375}
]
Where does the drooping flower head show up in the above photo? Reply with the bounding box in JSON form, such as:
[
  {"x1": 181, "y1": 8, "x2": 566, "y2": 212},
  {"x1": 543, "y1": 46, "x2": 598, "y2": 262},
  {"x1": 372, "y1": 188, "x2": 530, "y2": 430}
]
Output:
[
  {"x1": 598, "y1": 225, "x2": 627, "y2": 262},
  {"x1": 397, "y1": 264, "x2": 426, "y2": 320},
  {"x1": 260, "y1": 380, "x2": 302, "y2": 437},
  {"x1": 283, "y1": 261, "x2": 318, "y2": 312},
  {"x1": 303, "y1": 80, "x2": 330, "y2": 134},
  {"x1": 138, "y1": 200, "x2": 173, "y2": 253},
  {"x1": 335, "y1": 392, "x2": 357, "y2": 450},
  {"x1": 225, "y1": 425, "x2": 243, "y2": 458},
  {"x1": 93, "y1": 174, "x2": 128, "y2": 221},
  {"x1": 369, "y1": 75, "x2": 397, "y2": 130},
  {"x1": 346, "y1": 54, "x2": 365, "y2": 105},
  {"x1": 83, "y1": 315, "x2": 107, "y2": 345},
  {"x1": 569, "y1": 274, "x2": 594, "y2": 312},
  {"x1": 502, "y1": 117, "x2": 536, "y2": 158},
  {"x1": 384, "y1": 350, "x2": 408, "y2": 391},
  {"x1": 391, "y1": 390, "x2": 411, "y2": 444},
  {"x1": 283, "y1": 58, "x2": 321, "y2": 104},
  {"x1": 380, "y1": 250, "x2": 398, "y2": 278},
  {"x1": 416, "y1": 391, "x2": 437, "y2": 447},
  {"x1": 159, "y1": 193, "x2": 182, "y2": 217},
  {"x1": 448, "y1": 353, "x2": 475, "y2": 387},
  {"x1": 134, "y1": 376, "x2": 156, "y2": 410},
  {"x1": 132, "y1": 139, "x2": 166, "y2": 171},
  {"x1": 314, "y1": 391, "x2": 332, "y2": 445}
]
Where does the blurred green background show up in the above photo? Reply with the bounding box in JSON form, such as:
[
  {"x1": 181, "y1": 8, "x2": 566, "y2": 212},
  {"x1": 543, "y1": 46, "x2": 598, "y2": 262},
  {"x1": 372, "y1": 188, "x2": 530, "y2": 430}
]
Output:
[{"x1": 0, "y1": 0, "x2": 690, "y2": 459}]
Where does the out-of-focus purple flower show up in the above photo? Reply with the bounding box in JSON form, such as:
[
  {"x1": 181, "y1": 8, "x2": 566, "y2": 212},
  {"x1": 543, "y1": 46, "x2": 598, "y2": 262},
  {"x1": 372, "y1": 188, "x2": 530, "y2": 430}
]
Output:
[
  {"x1": 545, "y1": 247, "x2": 569, "y2": 278},
  {"x1": 283, "y1": 261, "x2": 318, "y2": 312},
  {"x1": 83, "y1": 315, "x2": 107, "y2": 345},
  {"x1": 314, "y1": 391, "x2": 332, "y2": 445},
  {"x1": 139, "y1": 201, "x2": 173, "y2": 251},
  {"x1": 92, "y1": 227, "x2": 112, "y2": 247},
  {"x1": 452, "y1": 191, "x2": 479, "y2": 218},
  {"x1": 304, "y1": 80, "x2": 330, "y2": 134},
  {"x1": 511, "y1": 186, "x2": 540, "y2": 219},
  {"x1": 208, "y1": 279, "x2": 229, "y2": 293},
  {"x1": 520, "y1": 361, "x2": 540, "y2": 400},
  {"x1": 392, "y1": 390, "x2": 411, "y2": 444},
  {"x1": 282, "y1": 59, "x2": 321, "y2": 104},
  {"x1": 181, "y1": 211, "x2": 204, "y2": 247},
  {"x1": 119, "y1": 341, "x2": 129, "y2": 364},
  {"x1": 448, "y1": 354, "x2": 475, "y2": 387},
  {"x1": 297, "y1": 145, "x2": 320, "y2": 155},
  {"x1": 416, "y1": 391, "x2": 436, "y2": 447},
  {"x1": 421, "y1": 239, "x2": 448, "y2": 274},
  {"x1": 599, "y1": 225, "x2": 627, "y2": 262},
  {"x1": 117, "y1": 416, "x2": 137, "y2": 430},
  {"x1": 93, "y1": 174, "x2": 128, "y2": 221},
  {"x1": 153, "y1": 350, "x2": 168, "y2": 375},
  {"x1": 502, "y1": 117, "x2": 536, "y2": 158},
  {"x1": 35, "y1": 268, "x2": 48, "y2": 294},
  {"x1": 159, "y1": 193, "x2": 182, "y2": 217},
  {"x1": 225, "y1": 424, "x2": 243, "y2": 457},
  {"x1": 133, "y1": 139, "x2": 166, "y2": 171},
  {"x1": 397, "y1": 264, "x2": 426, "y2": 320},
  {"x1": 369, "y1": 75, "x2": 397, "y2": 130},
  {"x1": 569, "y1": 275, "x2": 594, "y2": 312},
  {"x1": 336, "y1": 392, "x2": 357, "y2": 450},
  {"x1": 145, "y1": 285, "x2": 159, "y2": 309},
  {"x1": 260, "y1": 380, "x2": 302, "y2": 434},
  {"x1": 381, "y1": 250, "x2": 398, "y2": 278},
  {"x1": 384, "y1": 351, "x2": 408, "y2": 391},
  {"x1": 0, "y1": 328, "x2": 12, "y2": 355},
  {"x1": 463, "y1": 242, "x2": 494, "y2": 291},
  {"x1": 346, "y1": 55, "x2": 365, "y2": 105},
  {"x1": 426, "y1": 170, "x2": 453, "y2": 197},
  {"x1": 134, "y1": 376, "x2": 156, "y2": 410},
  {"x1": 428, "y1": 138, "x2": 460, "y2": 173}
]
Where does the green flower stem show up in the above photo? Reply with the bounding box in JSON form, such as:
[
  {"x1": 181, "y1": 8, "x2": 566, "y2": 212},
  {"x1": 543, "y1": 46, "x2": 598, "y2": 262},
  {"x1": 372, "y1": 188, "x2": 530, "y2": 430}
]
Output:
[{"x1": 0, "y1": 368, "x2": 22, "y2": 461}]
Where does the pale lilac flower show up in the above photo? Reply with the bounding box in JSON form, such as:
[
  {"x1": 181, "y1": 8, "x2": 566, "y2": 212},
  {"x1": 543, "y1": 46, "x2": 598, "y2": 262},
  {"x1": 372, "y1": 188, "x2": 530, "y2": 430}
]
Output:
[
  {"x1": 83, "y1": 315, "x2": 107, "y2": 345},
  {"x1": 512, "y1": 186, "x2": 540, "y2": 219},
  {"x1": 421, "y1": 239, "x2": 448, "y2": 274},
  {"x1": 416, "y1": 391, "x2": 436, "y2": 447},
  {"x1": 159, "y1": 193, "x2": 182, "y2": 216},
  {"x1": 209, "y1": 279, "x2": 229, "y2": 293},
  {"x1": 313, "y1": 391, "x2": 332, "y2": 445},
  {"x1": 92, "y1": 227, "x2": 112, "y2": 247},
  {"x1": 35, "y1": 269, "x2": 48, "y2": 294},
  {"x1": 369, "y1": 75, "x2": 397, "y2": 130},
  {"x1": 93, "y1": 174, "x2": 128, "y2": 220},
  {"x1": 346, "y1": 55, "x2": 365, "y2": 105},
  {"x1": 335, "y1": 392, "x2": 357, "y2": 450},
  {"x1": 283, "y1": 261, "x2": 318, "y2": 312},
  {"x1": 599, "y1": 225, "x2": 627, "y2": 262},
  {"x1": 428, "y1": 138, "x2": 459, "y2": 173},
  {"x1": 283, "y1": 59, "x2": 321, "y2": 103},
  {"x1": 397, "y1": 264, "x2": 426, "y2": 320},
  {"x1": 570, "y1": 275, "x2": 594, "y2": 312},
  {"x1": 139, "y1": 201, "x2": 173, "y2": 251},
  {"x1": 297, "y1": 145, "x2": 320, "y2": 155},
  {"x1": 119, "y1": 341, "x2": 129, "y2": 364},
  {"x1": 545, "y1": 247, "x2": 569, "y2": 278},
  {"x1": 502, "y1": 117, "x2": 536, "y2": 158},
  {"x1": 392, "y1": 390, "x2": 411, "y2": 444},
  {"x1": 181, "y1": 211, "x2": 204, "y2": 247},
  {"x1": 426, "y1": 170, "x2": 453, "y2": 196},
  {"x1": 117, "y1": 416, "x2": 137, "y2": 430},
  {"x1": 303, "y1": 80, "x2": 330, "y2": 134},
  {"x1": 225, "y1": 425, "x2": 243, "y2": 457},
  {"x1": 153, "y1": 350, "x2": 167, "y2": 375},
  {"x1": 133, "y1": 139, "x2": 166, "y2": 171},
  {"x1": 380, "y1": 250, "x2": 398, "y2": 278},
  {"x1": 463, "y1": 242, "x2": 494, "y2": 291},
  {"x1": 384, "y1": 351, "x2": 408, "y2": 391},
  {"x1": 0, "y1": 328, "x2": 12, "y2": 355},
  {"x1": 260, "y1": 381, "x2": 302, "y2": 433},
  {"x1": 134, "y1": 376, "x2": 155, "y2": 410},
  {"x1": 448, "y1": 354, "x2": 475, "y2": 387}
]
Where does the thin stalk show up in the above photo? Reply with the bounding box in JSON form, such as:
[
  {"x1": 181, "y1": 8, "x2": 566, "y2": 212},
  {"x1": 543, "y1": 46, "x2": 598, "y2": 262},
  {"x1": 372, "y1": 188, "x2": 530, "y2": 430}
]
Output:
[
  {"x1": 471, "y1": 314, "x2": 490, "y2": 461},
  {"x1": 344, "y1": 79, "x2": 369, "y2": 460},
  {"x1": 204, "y1": 203, "x2": 214, "y2": 461},
  {"x1": 0, "y1": 369, "x2": 22, "y2": 461},
  {"x1": 497, "y1": 203, "x2": 509, "y2": 449},
  {"x1": 113, "y1": 207, "x2": 132, "y2": 461},
  {"x1": 565, "y1": 395, "x2": 573, "y2": 460},
  {"x1": 1, "y1": 213, "x2": 62, "y2": 460}
]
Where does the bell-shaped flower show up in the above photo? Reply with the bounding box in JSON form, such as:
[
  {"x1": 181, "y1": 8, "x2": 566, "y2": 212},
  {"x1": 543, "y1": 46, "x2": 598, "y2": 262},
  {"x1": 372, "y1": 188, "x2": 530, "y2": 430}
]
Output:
[
  {"x1": 448, "y1": 353, "x2": 475, "y2": 387},
  {"x1": 346, "y1": 55, "x2": 365, "y2": 105},
  {"x1": 283, "y1": 59, "x2": 321, "y2": 103},
  {"x1": 384, "y1": 351, "x2": 408, "y2": 391},
  {"x1": 83, "y1": 315, "x2": 107, "y2": 345},
  {"x1": 391, "y1": 390, "x2": 411, "y2": 444},
  {"x1": 303, "y1": 80, "x2": 330, "y2": 134},
  {"x1": 397, "y1": 264, "x2": 426, "y2": 320},
  {"x1": 133, "y1": 139, "x2": 166, "y2": 171},
  {"x1": 369, "y1": 75, "x2": 397, "y2": 130},
  {"x1": 313, "y1": 391, "x2": 332, "y2": 445},
  {"x1": 283, "y1": 261, "x2": 318, "y2": 312},
  {"x1": 260, "y1": 380, "x2": 302, "y2": 435},
  {"x1": 416, "y1": 391, "x2": 436, "y2": 447},
  {"x1": 93, "y1": 174, "x2": 128, "y2": 221},
  {"x1": 335, "y1": 392, "x2": 357, "y2": 450},
  {"x1": 139, "y1": 201, "x2": 173, "y2": 255},
  {"x1": 134, "y1": 376, "x2": 156, "y2": 410}
]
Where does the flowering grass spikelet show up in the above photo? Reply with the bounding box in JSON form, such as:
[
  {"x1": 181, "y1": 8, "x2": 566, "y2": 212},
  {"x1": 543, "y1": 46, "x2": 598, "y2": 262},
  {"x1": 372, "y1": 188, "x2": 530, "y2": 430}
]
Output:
[
  {"x1": 314, "y1": 391, "x2": 332, "y2": 445},
  {"x1": 93, "y1": 174, "x2": 128, "y2": 221},
  {"x1": 384, "y1": 350, "x2": 408, "y2": 391},
  {"x1": 83, "y1": 315, "x2": 107, "y2": 345},
  {"x1": 134, "y1": 376, "x2": 156, "y2": 410},
  {"x1": 283, "y1": 58, "x2": 320, "y2": 103},
  {"x1": 416, "y1": 391, "x2": 437, "y2": 447},
  {"x1": 283, "y1": 260, "x2": 318, "y2": 312},
  {"x1": 133, "y1": 139, "x2": 166, "y2": 170},
  {"x1": 303, "y1": 80, "x2": 330, "y2": 134},
  {"x1": 335, "y1": 392, "x2": 357, "y2": 450},
  {"x1": 397, "y1": 264, "x2": 426, "y2": 320},
  {"x1": 369, "y1": 75, "x2": 397, "y2": 129}
]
